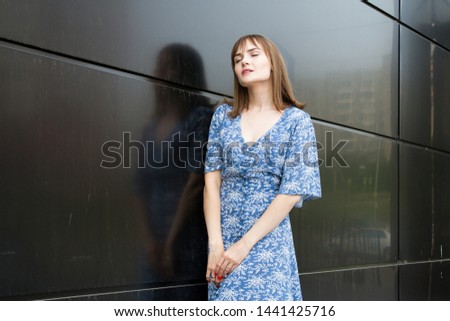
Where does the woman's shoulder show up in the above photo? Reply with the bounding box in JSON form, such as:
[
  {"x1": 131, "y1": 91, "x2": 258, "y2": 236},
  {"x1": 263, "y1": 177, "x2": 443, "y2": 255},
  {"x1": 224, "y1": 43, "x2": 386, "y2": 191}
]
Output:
[
  {"x1": 212, "y1": 103, "x2": 233, "y2": 119},
  {"x1": 215, "y1": 103, "x2": 233, "y2": 113},
  {"x1": 285, "y1": 106, "x2": 311, "y2": 122}
]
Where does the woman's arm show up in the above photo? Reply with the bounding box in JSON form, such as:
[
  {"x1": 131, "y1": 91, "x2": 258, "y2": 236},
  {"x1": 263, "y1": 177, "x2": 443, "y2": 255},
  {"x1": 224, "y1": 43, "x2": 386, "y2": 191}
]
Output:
[
  {"x1": 215, "y1": 194, "x2": 301, "y2": 277},
  {"x1": 203, "y1": 170, "x2": 224, "y2": 282}
]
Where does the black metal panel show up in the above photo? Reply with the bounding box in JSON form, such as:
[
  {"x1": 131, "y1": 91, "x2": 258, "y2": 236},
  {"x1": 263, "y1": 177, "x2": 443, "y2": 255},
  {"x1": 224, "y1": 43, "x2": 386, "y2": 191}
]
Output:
[
  {"x1": 1, "y1": 0, "x2": 448, "y2": 301},
  {"x1": 0, "y1": 0, "x2": 398, "y2": 137},
  {"x1": 399, "y1": 144, "x2": 450, "y2": 262},
  {"x1": 0, "y1": 41, "x2": 217, "y2": 298},
  {"x1": 366, "y1": 0, "x2": 399, "y2": 18},
  {"x1": 400, "y1": 27, "x2": 450, "y2": 152},
  {"x1": 58, "y1": 284, "x2": 207, "y2": 301},
  {"x1": 292, "y1": 122, "x2": 398, "y2": 271},
  {"x1": 399, "y1": 261, "x2": 450, "y2": 300},
  {"x1": 301, "y1": 266, "x2": 398, "y2": 300},
  {"x1": 401, "y1": 0, "x2": 450, "y2": 49}
]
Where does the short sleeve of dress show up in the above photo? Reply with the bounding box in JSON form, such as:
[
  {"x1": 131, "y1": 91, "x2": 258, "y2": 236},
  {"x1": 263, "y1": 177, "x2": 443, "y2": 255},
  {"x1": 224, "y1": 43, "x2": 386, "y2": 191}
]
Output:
[
  {"x1": 204, "y1": 104, "x2": 227, "y2": 173},
  {"x1": 278, "y1": 111, "x2": 322, "y2": 208}
]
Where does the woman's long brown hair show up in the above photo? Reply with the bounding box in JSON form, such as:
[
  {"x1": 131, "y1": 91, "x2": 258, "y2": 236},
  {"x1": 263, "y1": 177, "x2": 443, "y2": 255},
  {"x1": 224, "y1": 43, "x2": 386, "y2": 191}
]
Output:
[{"x1": 228, "y1": 34, "x2": 304, "y2": 118}]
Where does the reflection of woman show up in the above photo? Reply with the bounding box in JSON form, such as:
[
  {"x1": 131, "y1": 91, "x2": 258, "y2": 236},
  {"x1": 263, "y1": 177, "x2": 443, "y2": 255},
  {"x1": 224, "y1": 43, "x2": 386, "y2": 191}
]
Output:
[
  {"x1": 204, "y1": 35, "x2": 321, "y2": 300},
  {"x1": 134, "y1": 44, "x2": 212, "y2": 281}
]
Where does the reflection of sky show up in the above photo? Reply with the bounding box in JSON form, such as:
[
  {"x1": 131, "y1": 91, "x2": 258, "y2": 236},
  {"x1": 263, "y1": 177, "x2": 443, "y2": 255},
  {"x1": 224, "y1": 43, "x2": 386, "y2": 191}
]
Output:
[
  {"x1": 141, "y1": 0, "x2": 395, "y2": 95},
  {"x1": 366, "y1": 0, "x2": 396, "y2": 17}
]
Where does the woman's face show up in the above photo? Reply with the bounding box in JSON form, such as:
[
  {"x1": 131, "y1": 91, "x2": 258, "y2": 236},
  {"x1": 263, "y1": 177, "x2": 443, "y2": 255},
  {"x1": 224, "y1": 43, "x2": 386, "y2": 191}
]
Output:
[{"x1": 233, "y1": 39, "x2": 272, "y2": 88}]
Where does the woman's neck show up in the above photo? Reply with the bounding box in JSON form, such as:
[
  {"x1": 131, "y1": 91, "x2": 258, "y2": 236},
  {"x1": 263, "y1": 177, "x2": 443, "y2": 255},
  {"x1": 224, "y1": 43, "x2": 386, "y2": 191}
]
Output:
[{"x1": 247, "y1": 83, "x2": 275, "y2": 112}]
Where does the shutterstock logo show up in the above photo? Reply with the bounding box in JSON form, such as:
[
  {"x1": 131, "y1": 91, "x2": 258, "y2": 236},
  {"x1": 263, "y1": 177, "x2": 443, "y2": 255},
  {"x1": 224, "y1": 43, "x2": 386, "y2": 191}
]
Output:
[
  {"x1": 317, "y1": 131, "x2": 349, "y2": 167},
  {"x1": 99, "y1": 131, "x2": 348, "y2": 169},
  {"x1": 100, "y1": 132, "x2": 203, "y2": 169}
]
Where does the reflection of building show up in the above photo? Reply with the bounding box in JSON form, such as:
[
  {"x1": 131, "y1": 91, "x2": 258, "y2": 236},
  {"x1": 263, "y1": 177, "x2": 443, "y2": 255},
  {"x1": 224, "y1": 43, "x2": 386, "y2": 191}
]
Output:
[
  {"x1": 301, "y1": 54, "x2": 393, "y2": 160},
  {"x1": 328, "y1": 227, "x2": 391, "y2": 263},
  {"x1": 329, "y1": 69, "x2": 382, "y2": 135}
]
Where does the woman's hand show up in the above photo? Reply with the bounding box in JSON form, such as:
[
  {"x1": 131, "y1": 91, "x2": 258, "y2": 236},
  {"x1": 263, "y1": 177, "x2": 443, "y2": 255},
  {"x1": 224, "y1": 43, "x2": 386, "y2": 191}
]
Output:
[
  {"x1": 215, "y1": 237, "x2": 253, "y2": 278},
  {"x1": 206, "y1": 244, "x2": 224, "y2": 285}
]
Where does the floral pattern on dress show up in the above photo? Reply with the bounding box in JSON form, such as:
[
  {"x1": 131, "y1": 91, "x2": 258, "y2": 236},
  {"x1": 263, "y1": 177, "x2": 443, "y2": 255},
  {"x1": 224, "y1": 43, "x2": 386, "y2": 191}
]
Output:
[{"x1": 205, "y1": 104, "x2": 321, "y2": 301}]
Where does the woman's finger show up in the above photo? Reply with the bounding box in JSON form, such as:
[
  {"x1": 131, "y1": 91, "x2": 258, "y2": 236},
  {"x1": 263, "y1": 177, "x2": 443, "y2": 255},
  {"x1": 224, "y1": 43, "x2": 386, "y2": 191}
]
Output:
[
  {"x1": 215, "y1": 262, "x2": 223, "y2": 277},
  {"x1": 221, "y1": 262, "x2": 231, "y2": 276},
  {"x1": 214, "y1": 258, "x2": 224, "y2": 276},
  {"x1": 217, "y1": 259, "x2": 231, "y2": 277},
  {"x1": 205, "y1": 268, "x2": 212, "y2": 282},
  {"x1": 225, "y1": 263, "x2": 234, "y2": 274},
  {"x1": 206, "y1": 264, "x2": 217, "y2": 282}
]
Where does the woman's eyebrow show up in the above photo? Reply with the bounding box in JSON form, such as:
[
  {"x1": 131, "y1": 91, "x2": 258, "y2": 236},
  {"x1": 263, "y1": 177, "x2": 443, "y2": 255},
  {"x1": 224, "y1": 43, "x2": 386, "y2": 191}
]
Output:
[{"x1": 234, "y1": 47, "x2": 260, "y2": 59}]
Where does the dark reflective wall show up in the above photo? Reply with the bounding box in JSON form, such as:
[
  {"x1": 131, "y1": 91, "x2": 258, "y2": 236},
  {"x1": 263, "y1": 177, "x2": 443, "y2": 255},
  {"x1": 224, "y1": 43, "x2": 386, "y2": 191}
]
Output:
[
  {"x1": 401, "y1": 0, "x2": 450, "y2": 50},
  {"x1": 0, "y1": 0, "x2": 399, "y2": 136},
  {"x1": 293, "y1": 123, "x2": 398, "y2": 273},
  {"x1": 399, "y1": 145, "x2": 450, "y2": 262},
  {"x1": 0, "y1": 41, "x2": 215, "y2": 299},
  {"x1": 0, "y1": 0, "x2": 449, "y2": 300},
  {"x1": 400, "y1": 27, "x2": 450, "y2": 152}
]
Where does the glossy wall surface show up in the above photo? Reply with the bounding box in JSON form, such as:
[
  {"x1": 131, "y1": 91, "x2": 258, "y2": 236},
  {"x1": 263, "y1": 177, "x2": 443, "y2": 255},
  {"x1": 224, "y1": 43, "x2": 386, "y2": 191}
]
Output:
[{"x1": 0, "y1": 0, "x2": 448, "y2": 300}]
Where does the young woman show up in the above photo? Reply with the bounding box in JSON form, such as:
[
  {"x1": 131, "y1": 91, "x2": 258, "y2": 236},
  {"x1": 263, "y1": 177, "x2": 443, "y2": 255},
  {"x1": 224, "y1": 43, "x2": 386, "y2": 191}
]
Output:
[{"x1": 203, "y1": 34, "x2": 321, "y2": 300}]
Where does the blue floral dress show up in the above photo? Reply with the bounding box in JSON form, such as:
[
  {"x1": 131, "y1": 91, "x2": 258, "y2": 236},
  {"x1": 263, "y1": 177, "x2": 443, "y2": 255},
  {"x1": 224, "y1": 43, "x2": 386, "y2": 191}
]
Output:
[{"x1": 204, "y1": 104, "x2": 321, "y2": 301}]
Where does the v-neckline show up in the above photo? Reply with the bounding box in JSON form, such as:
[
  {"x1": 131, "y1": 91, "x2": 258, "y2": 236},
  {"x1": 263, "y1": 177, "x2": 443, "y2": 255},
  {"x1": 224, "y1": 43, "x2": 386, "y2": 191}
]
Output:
[{"x1": 238, "y1": 108, "x2": 289, "y2": 144}]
